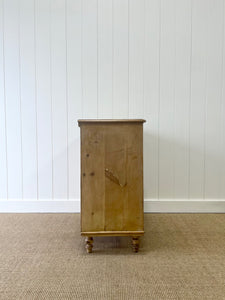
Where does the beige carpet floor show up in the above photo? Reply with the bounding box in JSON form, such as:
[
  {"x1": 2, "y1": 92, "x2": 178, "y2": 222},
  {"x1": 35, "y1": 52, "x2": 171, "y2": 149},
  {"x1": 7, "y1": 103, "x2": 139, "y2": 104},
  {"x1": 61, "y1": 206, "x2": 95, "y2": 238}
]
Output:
[{"x1": 0, "y1": 214, "x2": 224, "y2": 300}]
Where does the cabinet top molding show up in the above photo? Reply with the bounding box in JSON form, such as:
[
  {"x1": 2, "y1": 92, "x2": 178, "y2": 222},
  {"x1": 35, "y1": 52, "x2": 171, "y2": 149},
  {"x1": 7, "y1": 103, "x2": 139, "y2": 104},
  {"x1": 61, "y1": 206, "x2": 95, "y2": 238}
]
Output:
[{"x1": 78, "y1": 119, "x2": 146, "y2": 126}]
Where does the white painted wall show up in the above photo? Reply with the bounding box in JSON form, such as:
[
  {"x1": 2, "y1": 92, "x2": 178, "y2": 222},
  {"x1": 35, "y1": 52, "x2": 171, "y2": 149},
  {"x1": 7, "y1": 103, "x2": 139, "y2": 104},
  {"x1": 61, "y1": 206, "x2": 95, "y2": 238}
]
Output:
[{"x1": 0, "y1": 0, "x2": 225, "y2": 212}]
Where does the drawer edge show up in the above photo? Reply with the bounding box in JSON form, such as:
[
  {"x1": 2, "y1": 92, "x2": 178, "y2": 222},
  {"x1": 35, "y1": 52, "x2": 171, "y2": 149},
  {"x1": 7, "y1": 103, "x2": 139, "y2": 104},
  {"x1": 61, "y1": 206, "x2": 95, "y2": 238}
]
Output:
[{"x1": 81, "y1": 231, "x2": 144, "y2": 237}]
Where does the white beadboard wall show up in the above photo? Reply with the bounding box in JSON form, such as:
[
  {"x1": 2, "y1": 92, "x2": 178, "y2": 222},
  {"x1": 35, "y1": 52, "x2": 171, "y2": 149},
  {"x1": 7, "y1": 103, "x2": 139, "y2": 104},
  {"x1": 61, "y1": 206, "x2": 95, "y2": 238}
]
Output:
[{"x1": 0, "y1": 0, "x2": 225, "y2": 212}]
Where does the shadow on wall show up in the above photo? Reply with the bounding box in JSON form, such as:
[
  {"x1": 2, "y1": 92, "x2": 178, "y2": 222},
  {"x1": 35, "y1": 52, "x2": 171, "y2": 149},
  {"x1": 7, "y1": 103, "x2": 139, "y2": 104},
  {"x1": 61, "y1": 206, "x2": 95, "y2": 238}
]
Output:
[{"x1": 143, "y1": 131, "x2": 225, "y2": 200}]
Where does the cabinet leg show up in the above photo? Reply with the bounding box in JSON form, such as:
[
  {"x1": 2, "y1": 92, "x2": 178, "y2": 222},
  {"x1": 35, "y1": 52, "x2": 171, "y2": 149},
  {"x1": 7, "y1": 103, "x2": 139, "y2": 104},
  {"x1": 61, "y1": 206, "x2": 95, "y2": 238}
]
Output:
[
  {"x1": 85, "y1": 237, "x2": 93, "y2": 253},
  {"x1": 132, "y1": 237, "x2": 139, "y2": 253}
]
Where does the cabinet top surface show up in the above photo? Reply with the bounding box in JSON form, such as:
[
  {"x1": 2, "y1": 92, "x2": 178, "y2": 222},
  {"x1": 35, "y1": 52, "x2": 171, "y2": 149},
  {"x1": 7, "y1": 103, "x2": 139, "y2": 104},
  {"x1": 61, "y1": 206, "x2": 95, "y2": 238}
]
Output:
[{"x1": 78, "y1": 119, "x2": 146, "y2": 126}]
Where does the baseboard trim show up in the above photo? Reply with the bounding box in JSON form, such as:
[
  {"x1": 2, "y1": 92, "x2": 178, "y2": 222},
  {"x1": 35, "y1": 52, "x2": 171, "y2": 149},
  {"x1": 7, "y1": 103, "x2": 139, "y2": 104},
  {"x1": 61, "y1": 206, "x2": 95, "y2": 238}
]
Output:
[
  {"x1": 0, "y1": 200, "x2": 80, "y2": 213},
  {"x1": 144, "y1": 199, "x2": 225, "y2": 213},
  {"x1": 0, "y1": 199, "x2": 224, "y2": 213}
]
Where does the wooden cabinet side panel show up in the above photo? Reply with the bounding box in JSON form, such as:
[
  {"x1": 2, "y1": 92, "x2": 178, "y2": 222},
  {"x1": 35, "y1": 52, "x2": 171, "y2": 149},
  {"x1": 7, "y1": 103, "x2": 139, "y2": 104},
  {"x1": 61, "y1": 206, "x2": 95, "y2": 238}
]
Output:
[
  {"x1": 104, "y1": 124, "x2": 144, "y2": 232},
  {"x1": 126, "y1": 124, "x2": 144, "y2": 231},
  {"x1": 81, "y1": 125, "x2": 105, "y2": 232},
  {"x1": 104, "y1": 125, "x2": 128, "y2": 231},
  {"x1": 80, "y1": 123, "x2": 144, "y2": 234}
]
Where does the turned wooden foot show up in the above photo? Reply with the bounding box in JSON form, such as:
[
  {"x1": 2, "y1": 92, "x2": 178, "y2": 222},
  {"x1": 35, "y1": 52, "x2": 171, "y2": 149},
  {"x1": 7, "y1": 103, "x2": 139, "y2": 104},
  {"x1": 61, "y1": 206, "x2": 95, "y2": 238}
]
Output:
[
  {"x1": 85, "y1": 237, "x2": 93, "y2": 253},
  {"x1": 132, "y1": 237, "x2": 139, "y2": 253}
]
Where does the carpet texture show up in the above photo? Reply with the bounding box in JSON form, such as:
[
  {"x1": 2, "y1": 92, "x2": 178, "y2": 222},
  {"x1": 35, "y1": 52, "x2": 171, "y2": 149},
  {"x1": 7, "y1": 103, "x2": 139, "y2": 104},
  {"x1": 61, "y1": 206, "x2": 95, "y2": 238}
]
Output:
[{"x1": 0, "y1": 213, "x2": 224, "y2": 300}]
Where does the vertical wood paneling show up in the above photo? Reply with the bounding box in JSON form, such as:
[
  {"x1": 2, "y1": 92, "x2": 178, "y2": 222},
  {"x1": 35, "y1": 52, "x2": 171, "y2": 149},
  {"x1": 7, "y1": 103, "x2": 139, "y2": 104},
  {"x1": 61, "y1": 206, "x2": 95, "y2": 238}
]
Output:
[
  {"x1": 189, "y1": 0, "x2": 208, "y2": 199},
  {"x1": 67, "y1": 0, "x2": 82, "y2": 199},
  {"x1": 51, "y1": 0, "x2": 68, "y2": 199},
  {"x1": 98, "y1": 0, "x2": 113, "y2": 118},
  {"x1": 173, "y1": 0, "x2": 192, "y2": 199},
  {"x1": 204, "y1": 0, "x2": 224, "y2": 199},
  {"x1": 36, "y1": 0, "x2": 53, "y2": 199},
  {"x1": 3, "y1": 0, "x2": 22, "y2": 199},
  {"x1": 0, "y1": 0, "x2": 7, "y2": 199},
  {"x1": 128, "y1": 0, "x2": 145, "y2": 118},
  {"x1": 19, "y1": 0, "x2": 37, "y2": 198},
  {"x1": 143, "y1": 0, "x2": 160, "y2": 199},
  {"x1": 220, "y1": 2, "x2": 225, "y2": 199},
  {"x1": 0, "y1": 0, "x2": 225, "y2": 203},
  {"x1": 112, "y1": 0, "x2": 129, "y2": 118},
  {"x1": 82, "y1": 0, "x2": 98, "y2": 118},
  {"x1": 158, "y1": 0, "x2": 176, "y2": 199}
]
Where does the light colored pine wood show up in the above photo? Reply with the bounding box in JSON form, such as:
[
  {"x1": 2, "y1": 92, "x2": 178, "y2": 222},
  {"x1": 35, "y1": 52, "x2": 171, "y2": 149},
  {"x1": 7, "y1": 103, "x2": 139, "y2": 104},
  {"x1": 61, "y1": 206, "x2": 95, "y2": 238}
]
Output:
[
  {"x1": 79, "y1": 120, "x2": 145, "y2": 252},
  {"x1": 85, "y1": 237, "x2": 93, "y2": 253},
  {"x1": 81, "y1": 125, "x2": 105, "y2": 232},
  {"x1": 81, "y1": 231, "x2": 144, "y2": 237},
  {"x1": 132, "y1": 237, "x2": 140, "y2": 253},
  {"x1": 78, "y1": 119, "x2": 146, "y2": 124}
]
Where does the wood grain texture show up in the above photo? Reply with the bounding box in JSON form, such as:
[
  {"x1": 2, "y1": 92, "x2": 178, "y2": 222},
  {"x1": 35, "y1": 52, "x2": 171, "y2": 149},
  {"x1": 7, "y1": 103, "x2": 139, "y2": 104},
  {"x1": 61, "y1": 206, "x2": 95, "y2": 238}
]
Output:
[
  {"x1": 78, "y1": 119, "x2": 146, "y2": 124},
  {"x1": 81, "y1": 124, "x2": 105, "y2": 232},
  {"x1": 80, "y1": 121, "x2": 144, "y2": 236},
  {"x1": 81, "y1": 231, "x2": 144, "y2": 237}
]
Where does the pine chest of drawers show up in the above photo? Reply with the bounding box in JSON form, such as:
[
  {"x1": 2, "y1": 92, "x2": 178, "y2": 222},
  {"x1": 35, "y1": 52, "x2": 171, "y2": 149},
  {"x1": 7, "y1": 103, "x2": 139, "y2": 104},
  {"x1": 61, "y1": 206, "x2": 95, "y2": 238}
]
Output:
[{"x1": 78, "y1": 119, "x2": 145, "y2": 253}]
